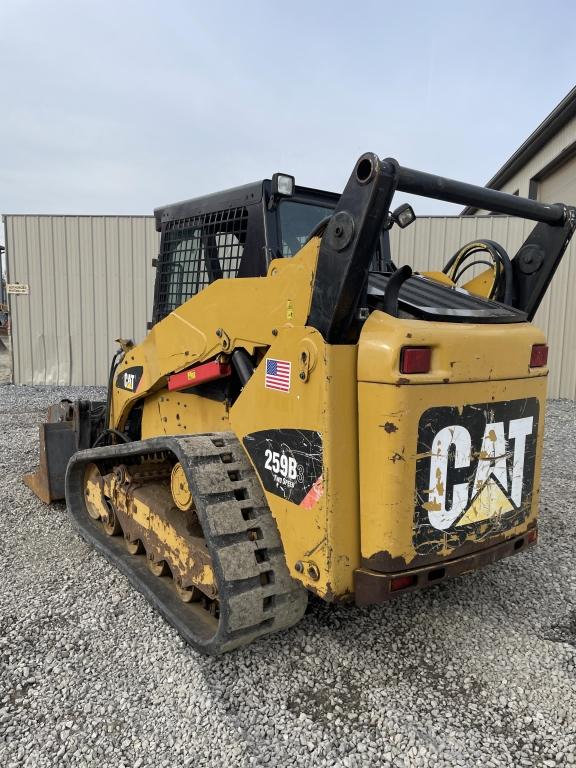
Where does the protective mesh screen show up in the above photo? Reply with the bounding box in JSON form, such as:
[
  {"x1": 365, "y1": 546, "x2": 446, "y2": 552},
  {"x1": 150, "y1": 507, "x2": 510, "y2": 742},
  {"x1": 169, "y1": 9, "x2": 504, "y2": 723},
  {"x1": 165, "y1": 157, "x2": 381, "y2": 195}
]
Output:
[{"x1": 154, "y1": 207, "x2": 248, "y2": 322}]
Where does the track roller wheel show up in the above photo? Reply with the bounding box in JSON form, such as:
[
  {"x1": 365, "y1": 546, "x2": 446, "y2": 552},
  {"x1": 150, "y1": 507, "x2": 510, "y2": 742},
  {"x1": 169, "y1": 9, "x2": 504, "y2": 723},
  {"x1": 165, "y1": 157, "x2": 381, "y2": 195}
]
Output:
[
  {"x1": 101, "y1": 503, "x2": 121, "y2": 536},
  {"x1": 124, "y1": 536, "x2": 144, "y2": 555},
  {"x1": 147, "y1": 554, "x2": 169, "y2": 577},
  {"x1": 174, "y1": 577, "x2": 201, "y2": 604}
]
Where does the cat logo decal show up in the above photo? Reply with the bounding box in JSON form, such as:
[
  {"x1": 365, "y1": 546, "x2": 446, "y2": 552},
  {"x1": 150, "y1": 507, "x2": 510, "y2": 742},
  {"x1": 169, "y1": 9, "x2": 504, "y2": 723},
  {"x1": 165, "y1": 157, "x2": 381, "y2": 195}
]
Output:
[{"x1": 414, "y1": 398, "x2": 539, "y2": 554}]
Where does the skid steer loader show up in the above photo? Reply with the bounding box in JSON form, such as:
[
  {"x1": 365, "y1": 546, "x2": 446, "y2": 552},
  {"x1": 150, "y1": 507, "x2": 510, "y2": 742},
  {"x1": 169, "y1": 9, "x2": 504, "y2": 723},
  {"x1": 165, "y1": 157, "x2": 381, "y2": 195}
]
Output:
[{"x1": 24, "y1": 153, "x2": 576, "y2": 654}]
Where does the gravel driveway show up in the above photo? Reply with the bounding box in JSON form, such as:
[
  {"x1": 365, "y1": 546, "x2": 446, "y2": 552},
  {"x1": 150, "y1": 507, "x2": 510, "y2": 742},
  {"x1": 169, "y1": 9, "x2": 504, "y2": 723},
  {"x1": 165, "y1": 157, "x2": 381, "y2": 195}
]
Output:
[{"x1": 1, "y1": 386, "x2": 575, "y2": 768}]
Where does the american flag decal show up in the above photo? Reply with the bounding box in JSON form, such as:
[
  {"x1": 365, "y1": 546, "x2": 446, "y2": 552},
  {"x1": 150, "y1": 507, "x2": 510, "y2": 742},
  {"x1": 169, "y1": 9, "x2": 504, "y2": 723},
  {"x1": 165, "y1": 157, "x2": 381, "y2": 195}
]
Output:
[{"x1": 265, "y1": 358, "x2": 291, "y2": 392}]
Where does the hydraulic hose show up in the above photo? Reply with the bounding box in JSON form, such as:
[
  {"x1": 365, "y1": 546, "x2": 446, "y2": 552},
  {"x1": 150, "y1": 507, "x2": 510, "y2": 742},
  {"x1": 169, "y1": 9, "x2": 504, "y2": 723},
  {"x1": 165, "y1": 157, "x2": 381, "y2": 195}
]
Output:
[{"x1": 443, "y1": 239, "x2": 513, "y2": 304}]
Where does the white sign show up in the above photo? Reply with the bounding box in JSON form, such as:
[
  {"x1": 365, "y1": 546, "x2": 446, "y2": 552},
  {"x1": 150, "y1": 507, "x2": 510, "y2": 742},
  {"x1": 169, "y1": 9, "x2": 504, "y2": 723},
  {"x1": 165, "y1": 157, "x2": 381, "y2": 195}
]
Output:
[{"x1": 7, "y1": 283, "x2": 29, "y2": 295}]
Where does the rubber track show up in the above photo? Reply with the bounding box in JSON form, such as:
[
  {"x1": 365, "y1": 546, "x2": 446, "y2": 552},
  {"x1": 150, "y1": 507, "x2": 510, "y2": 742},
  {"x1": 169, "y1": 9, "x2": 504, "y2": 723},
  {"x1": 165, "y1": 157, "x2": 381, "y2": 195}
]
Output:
[{"x1": 66, "y1": 432, "x2": 308, "y2": 654}]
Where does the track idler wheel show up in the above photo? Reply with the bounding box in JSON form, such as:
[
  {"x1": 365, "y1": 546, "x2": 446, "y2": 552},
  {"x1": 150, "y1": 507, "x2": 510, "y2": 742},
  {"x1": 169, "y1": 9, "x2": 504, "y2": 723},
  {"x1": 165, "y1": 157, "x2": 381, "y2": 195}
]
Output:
[
  {"x1": 171, "y1": 462, "x2": 193, "y2": 511},
  {"x1": 84, "y1": 462, "x2": 120, "y2": 535}
]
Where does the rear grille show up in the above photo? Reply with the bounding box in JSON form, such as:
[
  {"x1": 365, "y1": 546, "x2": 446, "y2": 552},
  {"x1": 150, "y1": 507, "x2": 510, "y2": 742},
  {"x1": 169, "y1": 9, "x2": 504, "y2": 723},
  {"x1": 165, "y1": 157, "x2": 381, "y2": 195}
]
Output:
[{"x1": 154, "y1": 206, "x2": 248, "y2": 323}]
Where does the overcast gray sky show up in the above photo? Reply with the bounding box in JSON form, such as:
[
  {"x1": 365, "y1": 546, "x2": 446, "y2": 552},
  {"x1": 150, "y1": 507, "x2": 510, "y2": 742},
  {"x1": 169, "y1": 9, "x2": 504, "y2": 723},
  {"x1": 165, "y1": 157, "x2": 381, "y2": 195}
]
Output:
[{"x1": 1, "y1": 0, "x2": 575, "y2": 230}]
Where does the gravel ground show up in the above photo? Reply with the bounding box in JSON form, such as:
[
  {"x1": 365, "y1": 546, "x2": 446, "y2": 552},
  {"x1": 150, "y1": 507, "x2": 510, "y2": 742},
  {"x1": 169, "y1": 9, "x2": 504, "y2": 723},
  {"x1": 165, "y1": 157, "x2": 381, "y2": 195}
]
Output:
[{"x1": 1, "y1": 386, "x2": 575, "y2": 768}]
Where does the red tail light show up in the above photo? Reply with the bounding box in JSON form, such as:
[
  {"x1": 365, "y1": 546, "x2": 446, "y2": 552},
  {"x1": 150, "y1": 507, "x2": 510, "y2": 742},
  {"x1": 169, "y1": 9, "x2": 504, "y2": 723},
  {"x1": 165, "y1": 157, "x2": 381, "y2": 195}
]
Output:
[
  {"x1": 530, "y1": 344, "x2": 548, "y2": 368},
  {"x1": 400, "y1": 347, "x2": 431, "y2": 374},
  {"x1": 390, "y1": 574, "x2": 417, "y2": 592}
]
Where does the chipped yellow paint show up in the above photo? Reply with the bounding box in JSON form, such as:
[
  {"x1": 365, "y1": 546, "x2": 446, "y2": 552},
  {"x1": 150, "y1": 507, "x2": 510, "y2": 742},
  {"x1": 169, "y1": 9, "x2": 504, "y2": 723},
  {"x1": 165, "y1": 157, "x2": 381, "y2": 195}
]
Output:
[
  {"x1": 358, "y1": 310, "x2": 548, "y2": 385},
  {"x1": 358, "y1": 310, "x2": 548, "y2": 568},
  {"x1": 85, "y1": 476, "x2": 108, "y2": 520},
  {"x1": 129, "y1": 497, "x2": 215, "y2": 590},
  {"x1": 141, "y1": 390, "x2": 230, "y2": 439}
]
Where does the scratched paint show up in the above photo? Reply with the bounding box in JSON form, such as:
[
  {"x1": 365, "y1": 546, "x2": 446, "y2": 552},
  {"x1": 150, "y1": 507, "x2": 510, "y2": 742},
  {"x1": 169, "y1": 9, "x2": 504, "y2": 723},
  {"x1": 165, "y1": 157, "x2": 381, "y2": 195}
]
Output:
[{"x1": 414, "y1": 398, "x2": 539, "y2": 555}]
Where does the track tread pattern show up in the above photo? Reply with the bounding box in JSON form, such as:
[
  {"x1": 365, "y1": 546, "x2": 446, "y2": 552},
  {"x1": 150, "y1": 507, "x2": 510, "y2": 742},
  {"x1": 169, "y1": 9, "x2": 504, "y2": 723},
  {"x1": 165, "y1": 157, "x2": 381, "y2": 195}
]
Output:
[
  {"x1": 179, "y1": 433, "x2": 307, "y2": 650},
  {"x1": 66, "y1": 432, "x2": 307, "y2": 655}
]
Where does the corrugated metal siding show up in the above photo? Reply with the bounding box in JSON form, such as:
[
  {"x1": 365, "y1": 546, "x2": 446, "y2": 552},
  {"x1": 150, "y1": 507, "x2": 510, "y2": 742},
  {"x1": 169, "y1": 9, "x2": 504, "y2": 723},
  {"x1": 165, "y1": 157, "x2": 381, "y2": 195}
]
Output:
[
  {"x1": 4, "y1": 215, "x2": 158, "y2": 386},
  {"x1": 4, "y1": 213, "x2": 575, "y2": 398},
  {"x1": 390, "y1": 216, "x2": 576, "y2": 399}
]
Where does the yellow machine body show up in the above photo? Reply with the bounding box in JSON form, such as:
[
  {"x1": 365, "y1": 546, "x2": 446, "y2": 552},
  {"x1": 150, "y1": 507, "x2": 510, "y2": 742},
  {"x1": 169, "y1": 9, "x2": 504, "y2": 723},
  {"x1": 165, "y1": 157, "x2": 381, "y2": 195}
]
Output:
[{"x1": 108, "y1": 241, "x2": 547, "y2": 602}]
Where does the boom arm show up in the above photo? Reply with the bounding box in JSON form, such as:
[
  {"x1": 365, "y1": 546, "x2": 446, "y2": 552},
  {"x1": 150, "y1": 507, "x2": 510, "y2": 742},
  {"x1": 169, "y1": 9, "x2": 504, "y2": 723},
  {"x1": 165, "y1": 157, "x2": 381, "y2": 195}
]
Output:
[
  {"x1": 307, "y1": 154, "x2": 399, "y2": 344},
  {"x1": 307, "y1": 153, "x2": 576, "y2": 342}
]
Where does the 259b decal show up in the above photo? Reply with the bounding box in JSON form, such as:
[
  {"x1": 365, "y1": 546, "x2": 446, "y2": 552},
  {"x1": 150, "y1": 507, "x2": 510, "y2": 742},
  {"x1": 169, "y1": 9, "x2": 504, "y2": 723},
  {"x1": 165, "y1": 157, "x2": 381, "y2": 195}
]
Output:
[
  {"x1": 414, "y1": 398, "x2": 539, "y2": 556},
  {"x1": 243, "y1": 429, "x2": 323, "y2": 508},
  {"x1": 263, "y1": 450, "x2": 300, "y2": 483}
]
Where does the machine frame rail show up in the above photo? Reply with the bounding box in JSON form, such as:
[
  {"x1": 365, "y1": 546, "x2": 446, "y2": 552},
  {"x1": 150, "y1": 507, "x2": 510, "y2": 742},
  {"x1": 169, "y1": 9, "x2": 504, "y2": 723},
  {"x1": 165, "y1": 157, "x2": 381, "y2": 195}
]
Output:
[{"x1": 66, "y1": 433, "x2": 307, "y2": 655}]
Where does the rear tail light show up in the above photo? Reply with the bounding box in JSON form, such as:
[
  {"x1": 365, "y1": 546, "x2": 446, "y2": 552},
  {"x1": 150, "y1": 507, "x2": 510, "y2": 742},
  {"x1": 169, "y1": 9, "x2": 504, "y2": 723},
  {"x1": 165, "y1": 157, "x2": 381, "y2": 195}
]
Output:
[
  {"x1": 527, "y1": 528, "x2": 538, "y2": 544},
  {"x1": 390, "y1": 574, "x2": 417, "y2": 592},
  {"x1": 400, "y1": 346, "x2": 431, "y2": 374},
  {"x1": 530, "y1": 344, "x2": 548, "y2": 368}
]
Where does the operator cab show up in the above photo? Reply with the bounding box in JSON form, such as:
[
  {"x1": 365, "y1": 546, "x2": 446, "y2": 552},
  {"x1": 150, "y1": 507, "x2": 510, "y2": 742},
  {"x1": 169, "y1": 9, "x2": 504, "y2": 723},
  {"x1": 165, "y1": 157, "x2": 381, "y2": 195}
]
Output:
[{"x1": 152, "y1": 175, "x2": 392, "y2": 325}]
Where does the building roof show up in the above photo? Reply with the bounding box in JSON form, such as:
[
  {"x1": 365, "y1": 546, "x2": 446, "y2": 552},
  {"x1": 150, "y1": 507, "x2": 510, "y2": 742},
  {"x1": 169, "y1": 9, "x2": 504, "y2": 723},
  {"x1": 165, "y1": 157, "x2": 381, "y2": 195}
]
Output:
[{"x1": 462, "y1": 85, "x2": 576, "y2": 214}]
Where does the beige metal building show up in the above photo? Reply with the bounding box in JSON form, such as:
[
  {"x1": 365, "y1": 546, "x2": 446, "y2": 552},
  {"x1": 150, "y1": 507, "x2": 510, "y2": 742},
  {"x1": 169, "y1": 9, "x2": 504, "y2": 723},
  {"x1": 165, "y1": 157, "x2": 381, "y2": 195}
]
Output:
[{"x1": 3, "y1": 215, "x2": 158, "y2": 386}]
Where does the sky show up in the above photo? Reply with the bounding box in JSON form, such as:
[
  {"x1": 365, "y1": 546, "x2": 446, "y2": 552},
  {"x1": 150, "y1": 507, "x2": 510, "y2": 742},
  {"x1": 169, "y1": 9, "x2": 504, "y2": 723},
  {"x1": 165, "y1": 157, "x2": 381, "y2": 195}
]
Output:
[{"x1": 0, "y1": 0, "x2": 575, "y2": 239}]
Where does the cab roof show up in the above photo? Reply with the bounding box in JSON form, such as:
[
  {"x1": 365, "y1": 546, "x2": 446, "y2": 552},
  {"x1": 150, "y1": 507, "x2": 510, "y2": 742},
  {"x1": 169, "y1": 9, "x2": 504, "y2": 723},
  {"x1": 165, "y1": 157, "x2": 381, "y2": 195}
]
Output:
[{"x1": 154, "y1": 180, "x2": 339, "y2": 230}]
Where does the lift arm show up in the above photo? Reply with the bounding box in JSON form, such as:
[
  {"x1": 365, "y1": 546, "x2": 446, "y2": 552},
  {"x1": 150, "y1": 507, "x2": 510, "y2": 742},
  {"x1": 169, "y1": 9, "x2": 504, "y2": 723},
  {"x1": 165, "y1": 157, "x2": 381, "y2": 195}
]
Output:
[{"x1": 307, "y1": 153, "x2": 576, "y2": 342}]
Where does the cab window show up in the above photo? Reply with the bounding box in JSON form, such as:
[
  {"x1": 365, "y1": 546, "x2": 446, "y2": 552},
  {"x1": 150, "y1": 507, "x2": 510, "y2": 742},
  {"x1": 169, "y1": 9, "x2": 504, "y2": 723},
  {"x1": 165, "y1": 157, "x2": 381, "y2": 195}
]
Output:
[
  {"x1": 277, "y1": 198, "x2": 390, "y2": 271},
  {"x1": 278, "y1": 200, "x2": 334, "y2": 257}
]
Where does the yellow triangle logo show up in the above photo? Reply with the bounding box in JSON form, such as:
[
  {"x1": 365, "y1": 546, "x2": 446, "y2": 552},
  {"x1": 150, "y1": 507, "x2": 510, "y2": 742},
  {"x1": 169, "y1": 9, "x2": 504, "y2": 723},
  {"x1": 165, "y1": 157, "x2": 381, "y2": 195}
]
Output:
[{"x1": 455, "y1": 477, "x2": 514, "y2": 527}]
